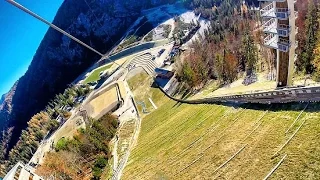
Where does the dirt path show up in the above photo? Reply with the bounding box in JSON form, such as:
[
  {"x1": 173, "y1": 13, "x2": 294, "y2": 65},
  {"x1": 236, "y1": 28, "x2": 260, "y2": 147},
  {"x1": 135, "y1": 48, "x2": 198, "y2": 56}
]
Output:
[
  {"x1": 112, "y1": 135, "x2": 119, "y2": 171},
  {"x1": 111, "y1": 79, "x2": 141, "y2": 180},
  {"x1": 115, "y1": 106, "x2": 141, "y2": 180}
]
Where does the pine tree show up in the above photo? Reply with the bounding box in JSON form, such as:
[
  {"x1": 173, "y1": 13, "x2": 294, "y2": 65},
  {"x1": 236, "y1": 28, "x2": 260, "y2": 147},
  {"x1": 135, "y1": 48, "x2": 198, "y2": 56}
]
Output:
[
  {"x1": 312, "y1": 3, "x2": 320, "y2": 80},
  {"x1": 301, "y1": 0, "x2": 319, "y2": 74},
  {"x1": 215, "y1": 53, "x2": 225, "y2": 82},
  {"x1": 241, "y1": 25, "x2": 258, "y2": 76},
  {"x1": 0, "y1": 133, "x2": 6, "y2": 164}
]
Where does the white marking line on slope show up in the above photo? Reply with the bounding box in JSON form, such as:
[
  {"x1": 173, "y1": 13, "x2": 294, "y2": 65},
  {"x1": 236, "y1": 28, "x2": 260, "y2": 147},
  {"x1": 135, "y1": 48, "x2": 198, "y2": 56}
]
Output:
[
  {"x1": 178, "y1": 154, "x2": 205, "y2": 174},
  {"x1": 139, "y1": 106, "x2": 219, "y2": 176},
  {"x1": 263, "y1": 154, "x2": 287, "y2": 180},
  {"x1": 243, "y1": 121, "x2": 263, "y2": 141},
  {"x1": 201, "y1": 109, "x2": 247, "y2": 153},
  {"x1": 285, "y1": 102, "x2": 309, "y2": 134},
  {"x1": 212, "y1": 144, "x2": 247, "y2": 174},
  {"x1": 273, "y1": 117, "x2": 308, "y2": 157},
  {"x1": 167, "y1": 108, "x2": 232, "y2": 167},
  {"x1": 242, "y1": 108, "x2": 271, "y2": 141},
  {"x1": 148, "y1": 98, "x2": 158, "y2": 109},
  {"x1": 252, "y1": 110, "x2": 269, "y2": 127}
]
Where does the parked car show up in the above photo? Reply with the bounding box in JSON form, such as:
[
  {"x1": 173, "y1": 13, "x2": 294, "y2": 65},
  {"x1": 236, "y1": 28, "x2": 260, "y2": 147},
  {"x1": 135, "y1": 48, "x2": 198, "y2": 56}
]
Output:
[{"x1": 157, "y1": 49, "x2": 165, "y2": 57}]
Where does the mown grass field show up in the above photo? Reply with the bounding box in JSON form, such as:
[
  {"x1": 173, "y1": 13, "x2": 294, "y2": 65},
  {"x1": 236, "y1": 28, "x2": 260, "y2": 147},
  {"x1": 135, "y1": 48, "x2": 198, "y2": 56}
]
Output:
[
  {"x1": 84, "y1": 64, "x2": 112, "y2": 84},
  {"x1": 88, "y1": 87, "x2": 118, "y2": 118},
  {"x1": 122, "y1": 90, "x2": 320, "y2": 179},
  {"x1": 127, "y1": 72, "x2": 167, "y2": 116}
]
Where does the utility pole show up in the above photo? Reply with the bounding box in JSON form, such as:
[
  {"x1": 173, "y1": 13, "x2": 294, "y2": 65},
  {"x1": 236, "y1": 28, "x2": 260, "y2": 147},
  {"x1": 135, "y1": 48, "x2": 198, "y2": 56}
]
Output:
[{"x1": 6, "y1": 0, "x2": 104, "y2": 57}]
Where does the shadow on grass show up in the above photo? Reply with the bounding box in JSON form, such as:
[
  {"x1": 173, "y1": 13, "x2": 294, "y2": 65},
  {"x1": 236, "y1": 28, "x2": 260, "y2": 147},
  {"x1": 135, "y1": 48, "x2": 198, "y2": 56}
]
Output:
[{"x1": 151, "y1": 80, "x2": 320, "y2": 114}]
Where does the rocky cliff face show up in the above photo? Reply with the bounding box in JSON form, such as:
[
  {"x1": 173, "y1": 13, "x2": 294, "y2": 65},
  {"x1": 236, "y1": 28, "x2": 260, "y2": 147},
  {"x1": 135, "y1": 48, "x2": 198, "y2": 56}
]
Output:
[
  {"x1": 0, "y1": 94, "x2": 7, "y2": 109},
  {"x1": 0, "y1": 82, "x2": 17, "y2": 131},
  {"x1": 0, "y1": 94, "x2": 5, "y2": 105},
  {"x1": 0, "y1": 0, "x2": 173, "y2": 152}
]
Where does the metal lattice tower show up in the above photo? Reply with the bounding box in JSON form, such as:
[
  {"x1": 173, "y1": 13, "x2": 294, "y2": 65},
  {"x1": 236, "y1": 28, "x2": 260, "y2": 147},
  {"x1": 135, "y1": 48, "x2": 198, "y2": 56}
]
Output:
[{"x1": 259, "y1": 0, "x2": 298, "y2": 87}]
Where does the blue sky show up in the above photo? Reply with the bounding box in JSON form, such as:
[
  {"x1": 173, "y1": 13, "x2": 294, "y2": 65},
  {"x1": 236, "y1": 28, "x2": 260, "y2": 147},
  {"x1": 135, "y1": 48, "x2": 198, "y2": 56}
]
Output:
[{"x1": 0, "y1": 0, "x2": 64, "y2": 96}]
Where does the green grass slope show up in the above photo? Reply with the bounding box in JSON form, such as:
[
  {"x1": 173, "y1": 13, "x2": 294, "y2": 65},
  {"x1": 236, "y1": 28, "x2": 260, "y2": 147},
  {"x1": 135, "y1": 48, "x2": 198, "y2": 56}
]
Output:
[
  {"x1": 84, "y1": 64, "x2": 112, "y2": 84},
  {"x1": 123, "y1": 94, "x2": 320, "y2": 179}
]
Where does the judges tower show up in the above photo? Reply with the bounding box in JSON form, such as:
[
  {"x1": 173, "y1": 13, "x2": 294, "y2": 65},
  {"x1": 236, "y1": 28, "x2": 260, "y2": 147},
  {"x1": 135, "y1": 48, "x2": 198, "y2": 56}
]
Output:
[{"x1": 259, "y1": 0, "x2": 298, "y2": 87}]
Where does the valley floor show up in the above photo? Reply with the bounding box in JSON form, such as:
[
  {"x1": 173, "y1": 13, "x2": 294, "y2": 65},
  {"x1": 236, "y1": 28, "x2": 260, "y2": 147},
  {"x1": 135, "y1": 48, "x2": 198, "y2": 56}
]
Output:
[{"x1": 122, "y1": 90, "x2": 320, "y2": 179}]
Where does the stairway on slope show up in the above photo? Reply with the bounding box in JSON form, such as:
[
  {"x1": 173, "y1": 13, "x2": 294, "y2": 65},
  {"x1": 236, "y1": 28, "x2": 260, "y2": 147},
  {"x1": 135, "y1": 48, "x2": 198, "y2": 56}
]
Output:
[{"x1": 129, "y1": 53, "x2": 157, "y2": 76}]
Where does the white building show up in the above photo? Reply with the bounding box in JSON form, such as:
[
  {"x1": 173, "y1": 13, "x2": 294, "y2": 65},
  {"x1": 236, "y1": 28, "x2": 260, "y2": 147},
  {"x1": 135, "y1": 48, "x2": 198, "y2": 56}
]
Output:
[{"x1": 3, "y1": 162, "x2": 43, "y2": 180}]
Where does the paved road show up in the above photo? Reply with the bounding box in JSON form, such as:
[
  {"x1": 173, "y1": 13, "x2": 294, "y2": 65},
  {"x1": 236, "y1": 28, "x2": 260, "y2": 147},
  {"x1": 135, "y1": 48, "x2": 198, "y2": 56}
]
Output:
[{"x1": 160, "y1": 86, "x2": 320, "y2": 104}]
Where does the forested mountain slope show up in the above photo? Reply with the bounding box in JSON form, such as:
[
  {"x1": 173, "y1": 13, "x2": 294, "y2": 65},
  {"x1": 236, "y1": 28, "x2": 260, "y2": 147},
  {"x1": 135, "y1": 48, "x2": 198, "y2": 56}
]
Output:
[{"x1": 0, "y1": 0, "x2": 174, "y2": 158}]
